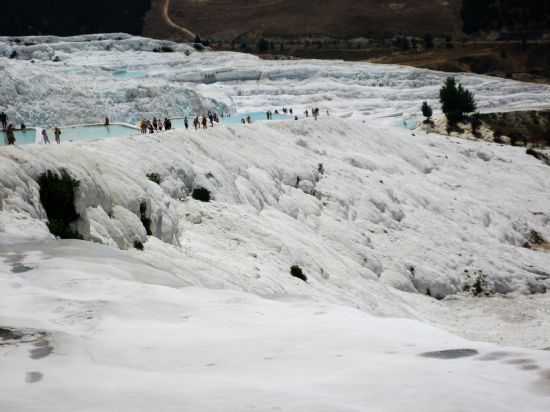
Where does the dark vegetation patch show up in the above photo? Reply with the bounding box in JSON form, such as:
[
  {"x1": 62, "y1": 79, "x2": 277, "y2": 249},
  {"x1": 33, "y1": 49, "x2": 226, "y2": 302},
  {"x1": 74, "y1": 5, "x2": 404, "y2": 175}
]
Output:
[
  {"x1": 462, "y1": 270, "x2": 491, "y2": 297},
  {"x1": 462, "y1": 0, "x2": 550, "y2": 34},
  {"x1": 523, "y1": 230, "x2": 546, "y2": 249},
  {"x1": 192, "y1": 187, "x2": 211, "y2": 202},
  {"x1": 38, "y1": 170, "x2": 83, "y2": 239},
  {"x1": 290, "y1": 265, "x2": 307, "y2": 283},
  {"x1": 153, "y1": 46, "x2": 175, "y2": 53},
  {"x1": 139, "y1": 202, "x2": 152, "y2": 236},
  {"x1": 146, "y1": 172, "x2": 162, "y2": 185},
  {"x1": 481, "y1": 110, "x2": 550, "y2": 148},
  {"x1": 133, "y1": 240, "x2": 144, "y2": 251}
]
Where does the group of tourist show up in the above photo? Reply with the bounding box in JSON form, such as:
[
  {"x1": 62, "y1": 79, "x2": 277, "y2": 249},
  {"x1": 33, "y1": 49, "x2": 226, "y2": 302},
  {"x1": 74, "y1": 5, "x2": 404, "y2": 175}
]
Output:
[
  {"x1": 34, "y1": 127, "x2": 62, "y2": 144},
  {"x1": 139, "y1": 117, "x2": 173, "y2": 134},
  {"x1": 2, "y1": 106, "x2": 329, "y2": 146},
  {"x1": 304, "y1": 107, "x2": 325, "y2": 120}
]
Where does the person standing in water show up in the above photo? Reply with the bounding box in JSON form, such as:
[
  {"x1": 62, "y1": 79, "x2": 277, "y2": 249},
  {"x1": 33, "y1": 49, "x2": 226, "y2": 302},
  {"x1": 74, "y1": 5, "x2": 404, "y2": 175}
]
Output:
[
  {"x1": 54, "y1": 127, "x2": 61, "y2": 144},
  {"x1": 6, "y1": 124, "x2": 16, "y2": 145},
  {"x1": 104, "y1": 117, "x2": 110, "y2": 126},
  {"x1": 41, "y1": 128, "x2": 50, "y2": 144}
]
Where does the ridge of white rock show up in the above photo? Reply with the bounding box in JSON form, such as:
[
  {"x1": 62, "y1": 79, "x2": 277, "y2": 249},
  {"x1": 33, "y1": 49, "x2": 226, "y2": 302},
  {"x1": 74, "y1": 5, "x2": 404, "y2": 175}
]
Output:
[{"x1": 1, "y1": 35, "x2": 550, "y2": 128}]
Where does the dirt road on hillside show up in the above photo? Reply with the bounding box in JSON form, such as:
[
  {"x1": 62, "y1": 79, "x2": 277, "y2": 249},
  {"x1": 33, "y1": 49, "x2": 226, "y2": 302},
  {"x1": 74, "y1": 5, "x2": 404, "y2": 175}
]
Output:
[{"x1": 162, "y1": 0, "x2": 195, "y2": 39}]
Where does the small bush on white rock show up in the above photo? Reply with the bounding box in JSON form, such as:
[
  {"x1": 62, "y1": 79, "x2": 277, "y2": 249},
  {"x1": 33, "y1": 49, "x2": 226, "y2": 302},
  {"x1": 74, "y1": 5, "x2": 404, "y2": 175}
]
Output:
[
  {"x1": 463, "y1": 270, "x2": 492, "y2": 297},
  {"x1": 290, "y1": 265, "x2": 307, "y2": 283},
  {"x1": 192, "y1": 187, "x2": 211, "y2": 202},
  {"x1": 146, "y1": 173, "x2": 162, "y2": 185}
]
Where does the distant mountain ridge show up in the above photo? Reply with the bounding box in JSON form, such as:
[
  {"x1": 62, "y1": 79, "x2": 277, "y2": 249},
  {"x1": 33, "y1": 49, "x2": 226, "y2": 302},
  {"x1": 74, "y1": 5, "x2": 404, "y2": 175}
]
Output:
[{"x1": 0, "y1": 0, "x2": 151, "y2": 37}]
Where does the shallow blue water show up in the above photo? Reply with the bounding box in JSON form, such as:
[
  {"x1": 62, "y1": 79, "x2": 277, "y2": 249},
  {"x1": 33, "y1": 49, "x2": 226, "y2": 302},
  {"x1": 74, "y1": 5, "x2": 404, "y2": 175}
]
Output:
[
  {"x1": 110, "y1": 70, "x2": 146, "y2": 79},
  {"x1": 58, "y1": 67, "x2": 146, "y2": 80},
  {"x1": 2, "y1": 112, "x2": 290, "y2": 146},
  {"x1": 42, "y1": 125, "x2": 138, "y2": 144},
  {"x1": 1, "y1": 129, "x2": 36, "y2": 145},
  {"x1": 394, "y1": 119, "x2": 419, "y2": 129}
]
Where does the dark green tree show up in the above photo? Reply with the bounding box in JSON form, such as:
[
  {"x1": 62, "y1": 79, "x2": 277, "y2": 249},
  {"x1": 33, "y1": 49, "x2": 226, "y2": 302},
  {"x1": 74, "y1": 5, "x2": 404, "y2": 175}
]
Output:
[
  {"x1": 421, "y1": 101, "x2": 433, "y2": 123},
  {"x1": 439, "y1": 77, "x2": 477, "y2": 125}
]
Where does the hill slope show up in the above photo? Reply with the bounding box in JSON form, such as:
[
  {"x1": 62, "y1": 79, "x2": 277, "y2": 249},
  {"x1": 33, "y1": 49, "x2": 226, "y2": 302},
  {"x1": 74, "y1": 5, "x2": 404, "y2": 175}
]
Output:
[{"x1": 160, "y1": 0, "x2": 461, "y2": 39}]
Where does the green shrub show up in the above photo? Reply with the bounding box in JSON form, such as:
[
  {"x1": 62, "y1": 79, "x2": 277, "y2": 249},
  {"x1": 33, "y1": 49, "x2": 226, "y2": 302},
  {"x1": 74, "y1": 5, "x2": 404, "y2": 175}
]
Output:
[
  {"x1": 192, "y1": 187, "x2": 211, "y2": 202},
  {"x1": 290, "y1": 265, "x2": 307, "y2": 282},
  {"x1": 139, "y1": 202, "x2": 152, "y2": 236},
  {"x1": 38, "y1": 169, "x2": 83, "y2": 239},
  {"x1": 421, "y1": 101, "x2": 433, "y2": 122},
  {"x1": 146, "y1": 172, "x2": 162, "y2": 185},
  {"x1": 471, "y1": 112, "x2": 483, "y2": 137},
  {"x1": 133, "y1": 240, "x2": 144, "y2": 251}
]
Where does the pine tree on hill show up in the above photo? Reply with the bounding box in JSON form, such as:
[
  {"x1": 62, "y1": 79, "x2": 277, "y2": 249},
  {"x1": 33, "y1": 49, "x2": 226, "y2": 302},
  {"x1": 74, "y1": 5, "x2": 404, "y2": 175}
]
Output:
[{"x1": 439, "y1": 77, "x2": 476, "y2": 126}]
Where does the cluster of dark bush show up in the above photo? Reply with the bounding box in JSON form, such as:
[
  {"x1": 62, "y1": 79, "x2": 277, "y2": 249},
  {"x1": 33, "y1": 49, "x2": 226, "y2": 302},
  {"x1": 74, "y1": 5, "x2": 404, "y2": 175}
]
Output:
[
  {"x1": 462, "y1": 0, "x2": 550, "y2": 34},
  {"x1": 290, "y1": 265, "x2": 307, "y2": 283},
  {"x1": 192, "y1": 187, "x2": 211, "y2": 202},
  {"x1": 146, "y1": 172, "x2": 162, "y2": 185},
  {"x1": 38, "y1": 170, "x2": 82, "y2": 239},
  {"x1": 421, "y1": 76, "x2": 477, "y2": 129}
]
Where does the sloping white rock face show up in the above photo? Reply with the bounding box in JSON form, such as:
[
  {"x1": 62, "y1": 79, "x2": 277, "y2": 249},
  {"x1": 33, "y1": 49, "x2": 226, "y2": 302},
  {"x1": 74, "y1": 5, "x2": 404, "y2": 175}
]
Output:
[
  {"x1": 1, "y1": 240, "x2": 549, "y2": 412},
  {"x1": 1, "y1": 118, "x2": 548, "y2": 300}
]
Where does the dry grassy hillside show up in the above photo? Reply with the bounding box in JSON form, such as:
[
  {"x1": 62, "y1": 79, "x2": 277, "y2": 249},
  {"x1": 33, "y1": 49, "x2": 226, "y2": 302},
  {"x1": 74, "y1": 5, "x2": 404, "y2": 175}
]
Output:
[{"x1": 161, "y1": 0, "x2": 462, "y2": 39}]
